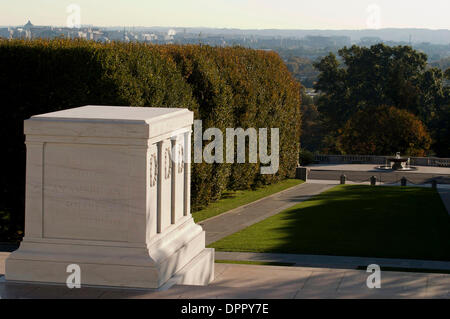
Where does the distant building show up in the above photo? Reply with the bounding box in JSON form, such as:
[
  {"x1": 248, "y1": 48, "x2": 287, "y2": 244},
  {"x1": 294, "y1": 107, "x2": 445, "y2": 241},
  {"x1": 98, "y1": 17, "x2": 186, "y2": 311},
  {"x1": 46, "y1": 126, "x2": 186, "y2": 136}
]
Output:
[
  {"x1": 305, "y1": 88, "x2": 319, "y2": 97},
  {"x1": 24, "y1": 20, "x2": 34, "y2": 29},
  {"x1": 0, "y1": 28, "x2": 11, "y2": 39},
  {"x1": 360, "y1": 37, "x2": 383, "y2": 46},
  {"x1": 142, "y1": 33, "x2": 158, "y2": 42}
]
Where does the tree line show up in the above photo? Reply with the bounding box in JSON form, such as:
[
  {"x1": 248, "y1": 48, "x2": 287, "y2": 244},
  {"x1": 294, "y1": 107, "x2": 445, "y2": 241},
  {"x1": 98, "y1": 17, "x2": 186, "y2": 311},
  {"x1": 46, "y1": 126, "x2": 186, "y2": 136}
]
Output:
[{"x1": 301, "y1": 44, "x2": 450, "y2": 158}]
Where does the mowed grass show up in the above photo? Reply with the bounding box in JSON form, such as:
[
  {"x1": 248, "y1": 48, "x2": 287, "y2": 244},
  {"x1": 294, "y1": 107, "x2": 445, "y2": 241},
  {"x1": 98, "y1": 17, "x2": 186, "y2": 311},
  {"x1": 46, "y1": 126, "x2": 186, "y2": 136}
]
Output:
[
  {"x1": 209, "y1": 185, "x2": 450, "y2": 261},
  {"x1": 192, "y1": 179, "x2": 304, "y2": 223}
]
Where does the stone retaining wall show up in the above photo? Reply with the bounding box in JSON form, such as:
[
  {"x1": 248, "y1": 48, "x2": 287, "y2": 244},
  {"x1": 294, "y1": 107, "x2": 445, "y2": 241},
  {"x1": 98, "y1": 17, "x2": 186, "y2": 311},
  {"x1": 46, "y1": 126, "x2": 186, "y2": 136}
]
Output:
[{"x1": 314, "y1": 155, "x2": 450, "y2": 168}]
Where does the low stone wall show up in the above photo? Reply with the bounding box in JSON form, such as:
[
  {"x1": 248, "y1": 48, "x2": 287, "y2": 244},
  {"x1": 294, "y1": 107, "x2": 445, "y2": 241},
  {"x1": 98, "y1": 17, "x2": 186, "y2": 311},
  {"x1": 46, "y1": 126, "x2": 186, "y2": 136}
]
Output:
[
  {"x1": 308, "y1": 170, "x2": 450, "y2": 185},
  {"x1": 314, "y1": 155, "x2": 450, "y2": 168}
]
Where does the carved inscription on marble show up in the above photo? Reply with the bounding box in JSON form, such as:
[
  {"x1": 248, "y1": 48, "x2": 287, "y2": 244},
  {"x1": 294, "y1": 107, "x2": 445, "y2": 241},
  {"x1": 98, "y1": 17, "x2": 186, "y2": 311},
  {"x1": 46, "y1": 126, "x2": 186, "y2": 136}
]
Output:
[{"x1": 42, "y1": 144, "x2": 129, "y2": 241}]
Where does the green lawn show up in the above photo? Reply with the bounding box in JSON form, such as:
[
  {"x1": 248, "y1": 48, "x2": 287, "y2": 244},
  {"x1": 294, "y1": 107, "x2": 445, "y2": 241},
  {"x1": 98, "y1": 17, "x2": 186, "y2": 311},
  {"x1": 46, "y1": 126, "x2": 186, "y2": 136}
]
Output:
[
  {"x1": 209, "y1": 185, "x2": 450, "y2": 261},
  {"x1": 192, "y1": 179, "x2": 304, "y2": 223}
]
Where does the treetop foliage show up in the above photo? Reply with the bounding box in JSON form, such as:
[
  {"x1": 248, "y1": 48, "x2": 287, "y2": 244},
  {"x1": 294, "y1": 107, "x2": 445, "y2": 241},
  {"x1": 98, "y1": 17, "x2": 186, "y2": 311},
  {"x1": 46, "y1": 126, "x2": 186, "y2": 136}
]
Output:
[
  {"x1": 338, "y1": 105, "x2": 432, "y2": 157},
  {"x1": 313, "y1": 44, "x2": 449, "y2": 156}
]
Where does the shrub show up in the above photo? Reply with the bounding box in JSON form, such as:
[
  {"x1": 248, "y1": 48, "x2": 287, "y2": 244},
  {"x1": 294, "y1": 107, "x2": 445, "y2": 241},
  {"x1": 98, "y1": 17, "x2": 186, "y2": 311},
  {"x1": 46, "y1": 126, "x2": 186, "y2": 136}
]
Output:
[
  {"x1": 0, "y1": 39, "x2": 302, "y2": 240},
  {"x1": 299, "y1": 149, "x2": 315, "y2": 166},
  {"x1": 0, "y1": 39, "x2": 196, "y2": 241}
]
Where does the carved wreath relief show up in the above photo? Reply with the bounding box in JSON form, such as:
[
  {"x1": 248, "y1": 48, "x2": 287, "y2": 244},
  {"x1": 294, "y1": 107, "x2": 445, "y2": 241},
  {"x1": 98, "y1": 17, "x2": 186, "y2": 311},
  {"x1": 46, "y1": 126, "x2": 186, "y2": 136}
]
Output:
[
  {"x1": 151, "y1": 142, "x2": 184, "y2": 186},
  {"x1": 178, "y1": 145, "x2": 184, "y2": 174},
  {"x1": 164, "y1": 147, "x2": 172, "y2": 180},
  {"x1": 149, "y1": 153, "x2": 158, "y2": 187}
]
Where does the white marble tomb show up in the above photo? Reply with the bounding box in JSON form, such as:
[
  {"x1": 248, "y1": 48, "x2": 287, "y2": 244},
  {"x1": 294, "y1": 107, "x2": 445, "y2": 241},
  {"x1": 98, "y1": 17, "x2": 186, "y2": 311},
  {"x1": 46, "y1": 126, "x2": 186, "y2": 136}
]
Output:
[{"x1": 5, "y1": 105, "x2": 214, "y2": 289}]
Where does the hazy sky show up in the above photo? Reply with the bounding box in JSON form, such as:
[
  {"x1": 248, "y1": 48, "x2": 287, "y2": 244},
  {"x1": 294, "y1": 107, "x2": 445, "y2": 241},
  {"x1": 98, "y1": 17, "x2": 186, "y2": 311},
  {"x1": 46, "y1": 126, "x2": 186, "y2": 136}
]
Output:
[{"x1": 1, "y1": 0, "x2": 449, "y2": 30}]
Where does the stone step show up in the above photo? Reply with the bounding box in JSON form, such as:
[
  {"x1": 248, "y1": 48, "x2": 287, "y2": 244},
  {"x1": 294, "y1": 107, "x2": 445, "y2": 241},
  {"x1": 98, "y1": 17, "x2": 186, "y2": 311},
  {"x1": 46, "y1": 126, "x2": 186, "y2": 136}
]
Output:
[{"x1": 161, "y1": 248, "x2": 215, "y2": 290}]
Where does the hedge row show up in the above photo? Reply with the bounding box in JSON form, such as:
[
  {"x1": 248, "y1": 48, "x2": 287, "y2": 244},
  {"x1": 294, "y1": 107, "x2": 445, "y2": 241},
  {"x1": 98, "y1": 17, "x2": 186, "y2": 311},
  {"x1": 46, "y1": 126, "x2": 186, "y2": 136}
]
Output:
[{"x1": 0, "y1": 39, "x2": 301, "y2": 241}]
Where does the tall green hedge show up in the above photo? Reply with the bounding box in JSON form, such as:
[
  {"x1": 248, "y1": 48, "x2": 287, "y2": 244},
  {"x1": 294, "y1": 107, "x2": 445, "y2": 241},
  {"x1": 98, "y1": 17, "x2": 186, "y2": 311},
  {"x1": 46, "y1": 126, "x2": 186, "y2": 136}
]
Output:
[{"x1": 0, "y1": 39, "x2": 301, "y2": 242}]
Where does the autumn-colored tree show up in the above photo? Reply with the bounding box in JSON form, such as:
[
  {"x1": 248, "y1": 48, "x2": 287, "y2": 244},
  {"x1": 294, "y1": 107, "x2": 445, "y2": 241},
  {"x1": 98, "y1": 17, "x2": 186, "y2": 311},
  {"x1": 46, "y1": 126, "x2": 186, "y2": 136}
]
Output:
[
  {"x1": 337, "y1": 106, "x2": 431, "y2": 156},
  {"x1": 445, "y1": 68, "x2": 450, "y2": 80}
]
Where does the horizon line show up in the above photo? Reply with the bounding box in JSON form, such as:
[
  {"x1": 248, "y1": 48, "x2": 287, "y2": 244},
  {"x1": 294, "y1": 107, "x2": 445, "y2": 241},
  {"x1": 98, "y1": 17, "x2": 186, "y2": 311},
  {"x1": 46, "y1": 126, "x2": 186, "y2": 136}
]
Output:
[{"x1": 3, "y1": 22, "x2": 450, "y2": 32}]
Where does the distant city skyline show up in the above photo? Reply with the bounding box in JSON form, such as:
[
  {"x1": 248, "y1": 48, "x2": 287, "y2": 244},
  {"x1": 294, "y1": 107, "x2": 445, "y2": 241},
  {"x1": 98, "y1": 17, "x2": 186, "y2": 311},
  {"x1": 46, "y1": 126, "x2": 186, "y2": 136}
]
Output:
[{"x1": 1, "y1": 0, "x2": 449, "y2": 30}]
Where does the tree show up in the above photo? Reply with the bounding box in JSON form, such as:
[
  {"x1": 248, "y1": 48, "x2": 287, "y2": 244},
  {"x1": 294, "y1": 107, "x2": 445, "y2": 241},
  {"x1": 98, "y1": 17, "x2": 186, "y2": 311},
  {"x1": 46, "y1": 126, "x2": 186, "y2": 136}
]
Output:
[
  {"x1": 313, "y1": 52, "x2": 348, "y2": 132},
  {"x1": 432, "y1": 104, "x2": 450, "y2": 157},
  {"x1": 314, "y1": 44, "x2": 446, "y2": 135},
  {"x1": 337, "y1": 105, "x2": 431, "y2": 157},
  {"x1": 430, "y1": 68, "x2": 450, "y2": 157},
  {"x1": 286, "y1": 57, "x2": 319, "y2": 88},
  {"x1": 445, "y1": 68, "x2": 450, "y2": 80},
  {"x1": 299, "y1": 87, "x2": 324, "y2": 152}
]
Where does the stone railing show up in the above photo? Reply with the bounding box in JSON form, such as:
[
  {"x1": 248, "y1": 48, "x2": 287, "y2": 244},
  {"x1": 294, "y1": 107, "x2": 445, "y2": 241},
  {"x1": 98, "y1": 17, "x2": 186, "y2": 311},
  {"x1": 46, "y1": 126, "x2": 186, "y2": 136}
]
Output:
[
  {"x1": 410, "y1": 157, "x2": 450, "y2": 167},
  {"x1": 314, "y1": 155, "x2": 450, "y2": 167}
]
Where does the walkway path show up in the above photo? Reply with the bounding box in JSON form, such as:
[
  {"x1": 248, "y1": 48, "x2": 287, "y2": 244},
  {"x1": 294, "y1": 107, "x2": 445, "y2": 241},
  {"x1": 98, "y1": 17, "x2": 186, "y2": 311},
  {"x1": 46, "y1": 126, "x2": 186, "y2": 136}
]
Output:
[
  {"x1": 215, "y1": 252, "x2": 450, "y2": 272},
  {"x1": 199, "y1": 182, "x2": 335, "y2": 245}
]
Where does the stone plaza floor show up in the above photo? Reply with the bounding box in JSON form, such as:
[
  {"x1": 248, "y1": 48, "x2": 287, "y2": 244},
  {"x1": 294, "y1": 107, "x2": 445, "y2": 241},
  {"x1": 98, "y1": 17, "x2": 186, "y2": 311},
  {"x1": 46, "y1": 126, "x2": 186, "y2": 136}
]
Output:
[{"x1": 1, "y1": 252, "x2": 449, "y2": 299}]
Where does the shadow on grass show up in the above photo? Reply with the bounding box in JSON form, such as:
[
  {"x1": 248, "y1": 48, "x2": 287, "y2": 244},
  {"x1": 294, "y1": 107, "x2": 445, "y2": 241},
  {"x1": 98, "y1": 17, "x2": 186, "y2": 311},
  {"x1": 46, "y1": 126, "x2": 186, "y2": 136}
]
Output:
[{"x1": 211, "y1": 185, "x2": 450, "y2": 261}]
